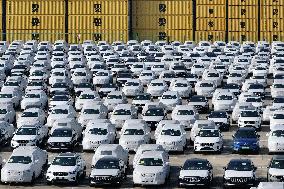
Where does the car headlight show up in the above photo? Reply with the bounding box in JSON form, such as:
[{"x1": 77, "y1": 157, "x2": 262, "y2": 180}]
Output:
[{"x1": 195, "y1": 141, "x2": 200, "y2": 144}]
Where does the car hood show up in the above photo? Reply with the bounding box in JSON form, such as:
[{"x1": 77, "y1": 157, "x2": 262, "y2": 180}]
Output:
[
  {"x1": 269, "y1": 168, "x2": 284, "y2": 176},
  {"x1": 180, "y1": 170, "x2": 209, "y2": 178},
  {"x1": 195, "y1": 136, "x2": 221, "y2": 143},
  {"x1": 120, "y1": 135, "x2": 145, "y2": 142},
  {"x1": 3, "y1": 163, "x2": 32, "y2": 172},
  {"x1": 13, "y1": 135, "x2": 37, "y2": 141},
  {"x1": 84, "y1": 134, "x2": 108, "y2": 141},
  {"x1": 22, "y1": 99, "x2": 41, "y2": 104},
  {"x1": 90, "y1": 169, "x2": 120, "y2": 176},
  {"x1": 234, "y1": 138, "x2": 258, "y2": 144},
  {"x1": 158, "y1": 135, "x2": 182, "y2": 142},
  {"x1": 48, "y1": 165, "x2": 76, "y2": 173},
  {"x1": 135, "y1": 165, "x2": 164, "y2": 174},
  {"x1": 225, "y1": 170, "x2": 253, "y2": 178},
  {"x1": 48, "y1": 137, "x2": 72, "y2": 143}
]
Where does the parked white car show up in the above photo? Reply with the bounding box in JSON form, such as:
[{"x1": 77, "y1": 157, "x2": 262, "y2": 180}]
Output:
[
  {"x1": 238, "y1": 109, "x2": 262, "y2": 130},
  {"x1": 267, "y1": 126, "x2": 284, "y2": 154},
  {"x1": 110, "y1": 104, "x2": 138, "y2": 128},
  {"x1": 92, "y1": 144, "x2": 128, "y2": 165},
  {"x1": 20, "y1": 90, "x2": 48, "y2": 110},
  {"x1": 169, "y1": 79, "x2": 192, "y2": 98},
  {"x1": 11, "y1": 124, "x2": 48, "y2": 148},
  {"x1": 46, "y1": 153, "x2": 86, "y2": 185},
  {"x1": 119, "y1": 120, "x2": 151, "y2": 151},
  {"x1": 133, "y1": 151, "x2": 170, "y2": 186},
  {"x1": 172, "y1": 105, "x2": 199, "y2": 129},
  {"x1": 122, "y1": 79, "x2": 143, "y2": 96},
  {"x1": 17, "y1": 108, "x2": 46, "y2": 128},
  {"x1": 270, "y1": 110, "x2": 284, "y2": 131},
  {"x1": 82, "y1": 122, "x2": 116, "y2": 151},
  {"x1": 46, "y1": 105, "x2": 76, "y2": 127},
  {"x1": 78, "y1": 103, "x2": 108, "y2": 126},
  {"x1": 147, "y1": 79, "x2": 168, "y2": 97},
  {"x1": 1, "y1": 146, "x2": 48, "y2": 184},
  {"x1": 194, "y1": 128, "x2": 223, "y2": 153},
  {"x1": 104, "y1": 91, "x2": 127, "y2": 111},
  {"x1": 75, "y1": 91, "x2": 101, "y2": 111},
  {"x1": 156, "y1": 124, "x2": 187, "y2": 152},
  {"x1": 195, "y1": 80, "x2": 216, "y2": 98}
]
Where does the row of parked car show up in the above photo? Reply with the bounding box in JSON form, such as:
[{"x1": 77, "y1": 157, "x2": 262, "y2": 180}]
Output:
[
  {"x1": 1, "y1": 145, "x2": 283, "y2": 188},
  {"x1": 0, "y1": 38, "x2": 283, "y2": 188}
]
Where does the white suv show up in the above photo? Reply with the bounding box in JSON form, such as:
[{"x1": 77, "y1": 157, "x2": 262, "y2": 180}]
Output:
[
  {"x1": 133, "y1": 151, "x2": 170, "y2": 186},
  {"x1": 194, "y1": 128, "x2": 223, "y2": 153},
  {"x1": 46, "y1": 153, "x2": 86, "y2": 185},
  {"x1": 1, "y1": 146, "x2": 48, "y2": 184}
]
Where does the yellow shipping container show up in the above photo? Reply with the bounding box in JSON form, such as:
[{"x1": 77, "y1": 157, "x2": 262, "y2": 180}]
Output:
[
  {"x1": 133, "y1": 15, "x2": 192, "y2": 30},
  {"x1": 133, "y1": 0, "x2": 192, "y2": 15},
  {"x1": 133, "y1": 29, "x2": 193, "y2": 42},
  {"x1": 6, "y1": 30, "x2": 65, "y2": 42},
  {"x1": 260, "y1": 19, "x2": 284, "y2": 32},
  {"x1": 7, "y1": 15, "x2": 65, "y2": 30},
  {"x1": 68, "y1": 15, "x2": 128, "y2": 30},
  {"x1": 228, "y1": 31, "x2": 258, "y2": 42},
  {"x1": 260, "y1": 32, "x2": 284, "y2": 42},
  {"x1": 261, "y1": 6, "x2": 284, "y2": 19},
  {"x1": 228, "y1": 5, "x2": 258, "y2": 19},
  {"x1": 68, "y1": 0, "x2": 128, "y2": 15},
  {"x1": 195, "y1": 31, "x2": 226, "y2": 42},
  {"x1": 228, "y1": 19, "x2": 258, "y2": 31},
  {"x1": 229, "y1": 0, "x2": 258, "y2": 6},
  {"x1": 261, "y1": 0, "x2": 284, "y2": 6},
  {"x1": 196, "y1": 18, "x2": 226, "y2": 31},
  {"x1": 68, "y1": 30, "x2": 128, "y2": 43},
  {"x1": 196, "y1": 0, "x2": 225, "y2": 5},
  {"x1": 7, "y1": 0, "x2": 64, "y2": 15},
  {"x1": 196, "y1": 5, "x2": 226, "y2": 18}
]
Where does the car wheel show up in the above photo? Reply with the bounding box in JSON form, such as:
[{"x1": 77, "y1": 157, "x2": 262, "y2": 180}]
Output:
[
  {"x1": 31, "y1": 173, "x2": 36, "y2": 185},
  {"x1": 74, "y1": 174, "x2": 80, "y2": 185},
  {"x1": 46, "y1": 180, "x2": 52, "y2": 185}
]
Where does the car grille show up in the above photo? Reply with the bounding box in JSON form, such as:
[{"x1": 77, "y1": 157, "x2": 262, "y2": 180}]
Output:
[
  {"x1": 201, "y1": 143, "x2": 214, "y2": 146},
  {"x1": 53, "y1": 172, "x2": 68, "y2": 176},
  {"x1": 92, "y1": 176, "x2": 111, "y2": 181},
  {"x1": 183, "y1": 177, "x2": 201, "y2": 182},
  {"x1": 230, "y1": 177, "x2": 248, "y2": 183},
  {"x1": 244, "y1": 121, "x2": 255, "y2": 124},
  {"x1": 141, "y1": 173, "x2": 155, "y2": 177},
  {"x1": 17, "y1": 140, "x2": 29, "y2": 144}
]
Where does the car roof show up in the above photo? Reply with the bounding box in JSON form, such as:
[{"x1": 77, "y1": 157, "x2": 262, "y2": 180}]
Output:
[
  {"x1": 12, "y1": 146, "x2": 39, "y2": 155},
  {"x1": 140, "y1": 151, "x2": 164, "y2": 158}
]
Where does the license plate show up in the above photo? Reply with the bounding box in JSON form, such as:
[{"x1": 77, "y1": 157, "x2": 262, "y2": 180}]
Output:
[{"x1": 242, "y1": 147, "x2": 249, "y2": 149}]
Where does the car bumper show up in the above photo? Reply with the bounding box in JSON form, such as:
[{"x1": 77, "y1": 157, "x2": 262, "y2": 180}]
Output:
[
  {"x1": 1, "y1": 174, "x2": 32, "y2": 183},
  {"x1": 133, "y1": 175, "x2": 165, "y2": 185},
  {"x1": 233, "y1": 144, "x2": 259, "y2": 153},
  {"x1": 194, "y1": 144, "x2": 221, "y2": 152},
  {"x1": 89, "y1": 176, "x2": 122, "y2": 185},
  {"x1": 161, "y1": 144, "x2": 184, "y2": 151},
  {"x1": 46, "y1": 174, "x2": 77, "y2": 183},
  {"x1": 179, "y1": 178, "x2": 210, "y2": 186}
]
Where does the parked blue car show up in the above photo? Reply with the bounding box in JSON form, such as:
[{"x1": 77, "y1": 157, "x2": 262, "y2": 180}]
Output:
[{"x1": 232, "y1": 127, "x2": 260, "y2": 153}]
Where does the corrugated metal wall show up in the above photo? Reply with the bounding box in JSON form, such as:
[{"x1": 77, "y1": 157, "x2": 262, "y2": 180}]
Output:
[
  {"x1": 67, "y1": 0, "x2": 128, "y2": 43},
  {"x1": 132, "y1": 0, "x2": 193, "y2": 42},
  {"x1": 6, "y1": 0, "x2": 65, "y2": 42},
  {"x1": 2, "y1": 0, "x2": 284, "y2": 42},
  {"x1": 260, "y1": 0, "x2": 284, "y2": 42},
  {"x1": 196, "y1": 0, "x2": 226, "y2": 42},
  {"x1": 228, "y1": 0, "x2": 259, "y2": 42}
]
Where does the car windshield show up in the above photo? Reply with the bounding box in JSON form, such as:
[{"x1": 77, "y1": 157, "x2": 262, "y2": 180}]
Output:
[
  {"x1": 209, "y1": 112, "x2": 227, "y2": 118},
  {"x1": 123, "y1": 129, "x2": 144, "y2": 135},
  {"x1": 227, "y1": 161, "x2": 252, "y2": 171},
  {"x1": 161, "y1": 129, "x2": 181, "y2": 136},
  {"x1": 8, "y1": 156, "x2": 32, "y2": 164},
  {"x1": 217, "y1": 95, "x2": 233, "y2": 100},
  {"x1": 272, "y1": 130, "x2": 284, "y2": 137},
  {"x1": 26, "y1": 94, "x2": 40, "y2": 98},
  {"x1": 52, "y1": 156, "x2": 76, "y2": 166},
  {"x1": 162, "y1": 95, "x2": 177, "y2": 99},
  {"x1": 246, "y1": 98, "x2": 261, "y2": 102},
  {"x1": 83, "y1": 109, "x2": 100, "y2": 114},
  {"x1": 0, "y1": 94, "x2": 12, "y2": 98},
  {"x1": 241, "y1": 111, "x2": 259, "y2": 117},
  {"x1": 16, "y1": 128, "x2": 36, "y2": 135},
  {"x1": 53, "y1": 95, "x2": 69, "y2": 101},
  {"x1": 235, "y1": 130, "x2": 257, "y2": 138},
  {"x1": 177, "y1": 110, "x2": 194, "y2": 115},
  {"x1": 107, "y1": 95, "x2": 122, "y2": 99},
  {"x1": 175, "y1": 83, "x2": 188, "y2": 87},
  {"x1": 80, "y1": 94, "x2": 95, "y2": 99},
  {"x1": 273, "y1": 114, "x2": 284, "y2": 119},
  {"x1": 51, "y1": 129, "x2": 72, "y2": 137},
  {"x1": 113, "y1": 109, "x2": 131, "y2": 115},
  {"x1": 183, "y1": 160, "x2": 208, "y2": 170},
  {"x1": 200, "y1": 83, "x2": 214, "y2": 87},
  {"x1": 0, "y1": 109, "x2": 7, "y2": 114},
  {"x1": 198, "y1": 130, "x2": 219, "y2": 137},
  {"x1": 52, "y1": 109, "x2": 68, "y2": 114},
  {"x1": 271, "y1": 159, "x2": 284, "y2": 169},
  {"x1": 207, "y1": 73, "x2": 219, "y2": 77},
  {"x1": 95, "y1": 159, "x2": 120, "y2": 169},
  {"x1": 190, "y1": 96, "x2": 205, "y2": 102},
  {"x1": 145, "y1": 108, "x2": 164, "y2": 116},
  {"x1": 88, "y1": 128, "x2": 108, "y2": 135},
  {"x1": 134, "y1": 94, "x2": 150, "y2": 100},
  {"x1": 21, "y1": 112, "x2": 38, "y2": 117},
  {"x1": 139, "y1": 158, "x2": 163, "y2": 166},
  {"x1": 125, "y1": 82, "x2": 139, "y2": 86}
]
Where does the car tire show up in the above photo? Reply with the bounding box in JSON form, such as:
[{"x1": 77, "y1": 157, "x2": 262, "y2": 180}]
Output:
[
  {"x1": 46, "y1": 180, "x2": 52, "y2": 185},
  {"x1": 31, "y1": 173, "x2": 36, "y2": 185},
  {"x1": 74, "y1": 174, "x2": 80, "y2": 185}
]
